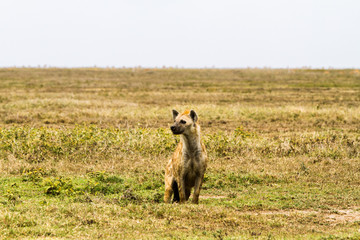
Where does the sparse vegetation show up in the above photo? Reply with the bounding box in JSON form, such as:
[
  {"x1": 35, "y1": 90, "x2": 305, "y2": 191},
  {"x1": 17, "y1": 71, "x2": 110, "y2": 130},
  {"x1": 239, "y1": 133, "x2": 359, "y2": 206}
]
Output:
[{"x1": 0, "y1": 68, "x2": 360, "y2": 239}]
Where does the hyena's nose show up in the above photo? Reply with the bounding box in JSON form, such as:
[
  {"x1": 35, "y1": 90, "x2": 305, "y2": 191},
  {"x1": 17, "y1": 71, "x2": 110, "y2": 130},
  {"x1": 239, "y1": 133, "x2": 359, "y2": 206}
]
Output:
[{"x1": 170, "y1": 126, "x2": 176, "y2": 132}]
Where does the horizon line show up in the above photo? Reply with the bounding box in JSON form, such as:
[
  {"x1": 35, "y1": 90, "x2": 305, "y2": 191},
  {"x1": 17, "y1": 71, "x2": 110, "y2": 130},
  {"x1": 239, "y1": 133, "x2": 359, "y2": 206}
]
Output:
[{"x1": 1, "y1": 66, "x2": 359, "y2": 70}]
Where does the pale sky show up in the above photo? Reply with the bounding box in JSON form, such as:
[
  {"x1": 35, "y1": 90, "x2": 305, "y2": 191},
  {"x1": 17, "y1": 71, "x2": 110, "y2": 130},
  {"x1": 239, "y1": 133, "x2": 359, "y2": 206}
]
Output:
[{"x1": 1, "y1": 0, "x2": 359, "y2": 68}]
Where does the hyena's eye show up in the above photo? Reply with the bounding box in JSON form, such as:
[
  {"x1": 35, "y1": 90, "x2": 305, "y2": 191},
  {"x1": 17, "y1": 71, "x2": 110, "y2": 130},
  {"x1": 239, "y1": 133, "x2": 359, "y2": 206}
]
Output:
[{"x1": 180, "y1": 120, "x2": 186, "y2": 124}]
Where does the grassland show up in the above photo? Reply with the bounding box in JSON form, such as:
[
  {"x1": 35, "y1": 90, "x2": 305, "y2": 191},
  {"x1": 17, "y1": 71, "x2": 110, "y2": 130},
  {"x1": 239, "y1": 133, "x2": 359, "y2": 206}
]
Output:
[{"x1": 0, "y1": 68, "x2": 360, "y2": 239}]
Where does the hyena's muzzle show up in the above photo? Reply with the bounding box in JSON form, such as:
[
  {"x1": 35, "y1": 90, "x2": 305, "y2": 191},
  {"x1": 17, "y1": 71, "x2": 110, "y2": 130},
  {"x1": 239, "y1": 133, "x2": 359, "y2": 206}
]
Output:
[{"x1": 170, "y1": 124, "x2": 184, "y2": 135}]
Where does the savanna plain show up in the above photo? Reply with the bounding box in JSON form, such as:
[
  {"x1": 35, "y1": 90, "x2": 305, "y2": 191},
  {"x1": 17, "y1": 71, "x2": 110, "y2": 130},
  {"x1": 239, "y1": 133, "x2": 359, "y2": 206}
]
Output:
[{"x1": 0, "y1": 68, "x2": 360, "y2": 239}]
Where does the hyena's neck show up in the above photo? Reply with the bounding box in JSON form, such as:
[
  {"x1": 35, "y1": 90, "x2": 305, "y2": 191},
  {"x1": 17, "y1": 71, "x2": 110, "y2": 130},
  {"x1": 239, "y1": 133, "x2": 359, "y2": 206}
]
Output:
[{"x1": 180, "y1": 125, "x2": 202, "y2": 157}]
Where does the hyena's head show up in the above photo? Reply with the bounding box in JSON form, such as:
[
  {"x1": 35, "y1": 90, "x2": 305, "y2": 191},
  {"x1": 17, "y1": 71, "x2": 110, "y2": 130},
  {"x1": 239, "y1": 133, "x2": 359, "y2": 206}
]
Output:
[{"x1": 170, "y1": 109, "x2": 198, "y2": 135}]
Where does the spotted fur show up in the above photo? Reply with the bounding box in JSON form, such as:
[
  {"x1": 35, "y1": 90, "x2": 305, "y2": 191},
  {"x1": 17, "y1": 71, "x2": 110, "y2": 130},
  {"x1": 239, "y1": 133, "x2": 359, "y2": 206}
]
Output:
[{"x1": 164, "y1": 109, "x2": 207, "y2": 204}]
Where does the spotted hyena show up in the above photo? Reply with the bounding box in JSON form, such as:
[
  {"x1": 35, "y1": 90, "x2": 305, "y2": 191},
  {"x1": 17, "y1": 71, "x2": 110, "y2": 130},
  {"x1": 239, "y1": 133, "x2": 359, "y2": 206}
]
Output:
[{"x1": 164, "y1": 109, "x2": 207, "y2": 204}]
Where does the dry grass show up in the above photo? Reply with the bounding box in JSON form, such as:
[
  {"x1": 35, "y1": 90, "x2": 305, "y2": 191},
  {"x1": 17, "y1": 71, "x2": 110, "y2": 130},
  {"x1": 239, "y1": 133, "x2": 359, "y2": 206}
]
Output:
[{"x1": 0, "y1": 68, "x2": 360, "y2": 239}]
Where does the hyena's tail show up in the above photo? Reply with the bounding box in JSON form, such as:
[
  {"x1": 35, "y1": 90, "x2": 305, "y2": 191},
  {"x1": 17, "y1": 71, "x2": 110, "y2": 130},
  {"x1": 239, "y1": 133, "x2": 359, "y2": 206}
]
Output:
[{"x1": 172, "y1": 180, "x2": 180, "y2": 203}]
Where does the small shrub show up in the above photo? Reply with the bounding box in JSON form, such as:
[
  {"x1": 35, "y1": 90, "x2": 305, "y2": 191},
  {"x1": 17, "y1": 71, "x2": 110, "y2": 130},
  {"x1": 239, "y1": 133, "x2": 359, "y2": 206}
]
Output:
[
  {"x1": 21, "y1": 167, "x2": 50, "y2": 183},
  {"x1": 4, "y1": 189, "x2": 20, "y2": 205},
  {"x1": 234, "y1": 126, "x2": 254, "y2": 139},
  {"x1": 121, "y1": 189, "x2": 141, "y2": 204},
  {"x1": 43, "y1": 177, "x2": 74, "y2": 196}
]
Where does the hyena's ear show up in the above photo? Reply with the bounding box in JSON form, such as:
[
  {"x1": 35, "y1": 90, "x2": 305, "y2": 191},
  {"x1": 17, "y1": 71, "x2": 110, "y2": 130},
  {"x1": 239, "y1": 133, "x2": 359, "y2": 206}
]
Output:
[
  {"x1": 190, "y1": 109, "x2": 198, "y2": 123},
  {"x1": 172, "y1": 109, "x2": 179, "y2": 121}
]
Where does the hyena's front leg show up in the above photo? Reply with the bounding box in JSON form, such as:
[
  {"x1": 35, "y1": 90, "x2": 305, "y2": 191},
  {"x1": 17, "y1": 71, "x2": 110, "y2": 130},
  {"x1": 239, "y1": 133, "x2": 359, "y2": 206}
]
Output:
[
  {"x1": 164, "y1": 186, "x2": 173, "y2": 203},
  {"x1": 178, "y1": 178, "x2": 187, "y2": 203},
  {"x1": 192, "y1": 175, "x2": 203, "y2": 204},
  {"x1": 185, "y1": 188, "x2": 191, "y2": 200},
  {"x1": 164, "y1": 175, "x2": 173, "y2": 203}
]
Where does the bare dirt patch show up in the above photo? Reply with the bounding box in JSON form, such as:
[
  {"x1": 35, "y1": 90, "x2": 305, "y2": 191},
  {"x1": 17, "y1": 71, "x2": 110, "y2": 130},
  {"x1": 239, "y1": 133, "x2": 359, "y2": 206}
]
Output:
[
  {"x1": 327, "y1": 209, "x2": 360, "y2": 224},
  {"x1": 201, "y1": 194, "x2": 360, "y2": 225},
  {"x1": 201, "y1": 195, "x2": 228, "y2": 199},
  {"x1": 242, "y1": 208, "x2": 360, "y2": 225}
]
